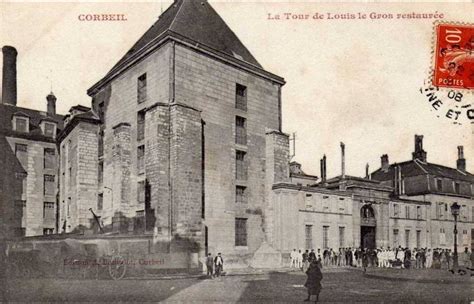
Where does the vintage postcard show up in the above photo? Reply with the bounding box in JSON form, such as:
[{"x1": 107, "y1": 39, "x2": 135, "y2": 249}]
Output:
[{"x1": 0, "y1": 0, "x2": 473, "y2": 302}]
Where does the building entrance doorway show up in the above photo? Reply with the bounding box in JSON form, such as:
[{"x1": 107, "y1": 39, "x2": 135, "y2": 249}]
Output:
[
  {"x1": 361, "y1": 226, "x2": 376, "y2": 249},
  {"x1": 360, "y1": 204, "x2": 376, "y2": 249}
]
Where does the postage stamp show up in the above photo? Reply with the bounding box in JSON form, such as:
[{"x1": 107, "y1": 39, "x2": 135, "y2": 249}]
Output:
[{"x1": 433, "y1": 22, "x2": 474, "y2": 89}]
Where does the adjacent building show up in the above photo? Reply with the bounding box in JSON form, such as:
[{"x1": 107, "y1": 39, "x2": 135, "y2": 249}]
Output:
[
  {"x1": 0, "y1": 46, "x2": 64, "y2": 238},
  {"x1": 270, "y1": 136, "x2": 473, "y2": 258}
]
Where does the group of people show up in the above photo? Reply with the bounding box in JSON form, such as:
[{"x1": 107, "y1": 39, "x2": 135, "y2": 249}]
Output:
[
  {"x1": 205, "y1": 252, "x2": 224, "y2": 278},
  {"x1": 290, "y1": 246, "x2": 473, "y2": 271}
]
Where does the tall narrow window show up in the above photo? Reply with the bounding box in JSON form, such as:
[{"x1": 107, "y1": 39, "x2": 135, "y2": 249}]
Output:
[
  {"x1": 436, "y1": 179, "x2": 443, "y2": 191},
  {"x1": 305, "y1": 225, "x2": 313, "y2": 250},
  {"x1": 437, "y1": 202, "x2": 444, "y2": 219},
  {"x1": 236, "y1": 150, "x2": 247, "y2": 180},
  {"x1": 137, "y1": 181, "x2": 146, "y2": 205},
  {"x1": 137, "y1": 73, "x2": 147, "y2": 104},
  {"x1": 439, "y1": 228, "x2": 446, "y2": 245},
  {"x1": 137, "y1": 145, "x2": 145, "y2": 173},
  {"x1": 393, "y1": 229, "x2": 399, "y2": 248},
  {"x1": 461, "y1": 204, "x2": 467, "y2": 221},
  {"x1": 44, "y1": 148, "x2": 55, "y2": 169},
  {"x1": 323, "y1": 226, "x2": 329, "y2": 249},
  {"x1": 235, "y1": 83, "x2": 247, "y2": 111},
  {"x1": 43, "y1": 202, "x2": 55, "y2": 219},
  {"x1": 393, "y1": 204, "x2": 400, "y2": 217},
  {"x1": 98, "y1": 193, "x2": 103, "y2": 211},
  {"x1": 405, "y1": 229, "x2": 410, "y2": 248},
  {"x1": 44, "y1": 175, "x2": 55, "y2": 196},
  {"x1": 15, "y1": 143, "x2": 28, "y2": 168},
  {"x1": 416, "y1": 206, "x2": 422, "y2": 219},
  {"x1": 405, "y1": 205, "x2": 410, "y2": 219},
  {"x1": 454, "y1": 182, "x2": 460, "y2": 194},
  {"x1": 98, "y1": 130, "x2": 104, "y2": 157},
  {"x1": 338, "y1": 227, "x2": 345, "y2": 248},
  {"x1": 98, "y1": 161, "x2": 103, "y2": 184},
  {"x1": 235, "y1": 186, "x2": 247, "y2": 204},
  {"x1": 235, "y1": 116, "x2": 247, "y2": 145},
  {"x1": 137, "y1": 111, "x2": 145, "y2": 141},
  {"x1": 235, "y1": 218, "x2": 247, "y2": 246}
]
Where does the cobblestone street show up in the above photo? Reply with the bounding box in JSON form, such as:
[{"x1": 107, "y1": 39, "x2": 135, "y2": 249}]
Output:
[{"x1": 2, "y1": 268, "x2": 472, "y2": 303}]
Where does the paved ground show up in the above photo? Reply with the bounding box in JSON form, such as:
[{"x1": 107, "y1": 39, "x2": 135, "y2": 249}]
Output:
[{"x1": 2, "y1": 268, "x2": 473, "y2": 303}]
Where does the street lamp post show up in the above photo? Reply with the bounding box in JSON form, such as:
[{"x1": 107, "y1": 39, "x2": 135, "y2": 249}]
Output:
[{"x1": 450, "y1": 202, "x2": 461, "y2": 272}]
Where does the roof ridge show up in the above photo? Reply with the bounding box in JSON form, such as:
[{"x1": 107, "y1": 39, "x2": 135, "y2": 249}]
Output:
[
  {"x1": 413, "y1": 159, "x2": 428, "y2": 174},
  {"x1": 168, "y1": 0, "x2": 185, "y2": 32}
]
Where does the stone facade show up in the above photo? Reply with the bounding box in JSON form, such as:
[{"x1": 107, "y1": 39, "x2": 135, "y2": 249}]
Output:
[
  {"x1": 5, "y1": 137, "x2": 59, "y2": 236},
  {"x1": 59, "y1": 118, "x2": 99, "y2": 233}
]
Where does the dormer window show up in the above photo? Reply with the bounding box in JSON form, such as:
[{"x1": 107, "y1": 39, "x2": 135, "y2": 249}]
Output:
[
  {"x1": 40, "y1": 120, "x2": 57, "y2": 138},
  {"x1": 13, "y1": 113, "x2": 29, "y2": 133}
]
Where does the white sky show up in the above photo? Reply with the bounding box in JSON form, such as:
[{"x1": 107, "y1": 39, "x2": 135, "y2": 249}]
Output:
[{"x1": 1, "y1": 1, "x2": 473, "y2": 177}]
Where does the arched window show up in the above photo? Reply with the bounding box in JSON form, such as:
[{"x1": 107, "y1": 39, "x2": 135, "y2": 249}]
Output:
[{"x1": 361, "y1": 205, "x2": 375, "y2": 219}]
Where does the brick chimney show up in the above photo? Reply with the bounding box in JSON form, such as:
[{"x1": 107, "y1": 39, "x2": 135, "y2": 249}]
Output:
[
  {"x1": 412, "y1": 134, "x2": 427, "y2": 162},
  {"x1": 340, "y1": 142, "x2": 345, "y2": 179},
  {"x1": 46, "y1": 92, "x2": 57, "y2": 115},
  {"x1": 323, "y1": 154, "x2": 327, "y2": 182},
  {"x1": 2, "y1": 46, "x2": 17, "y2": 106},
  {"x1": 381, "y1": 154, "x2": 389, "y2": 171},
  {"x1": 457, "y1": 146, "x2": 466, "y2": 171}
]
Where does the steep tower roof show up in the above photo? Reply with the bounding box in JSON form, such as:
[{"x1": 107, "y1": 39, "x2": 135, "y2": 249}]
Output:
[{"x1": 88, "y1": 0, "x2": 273, "y2": 95}]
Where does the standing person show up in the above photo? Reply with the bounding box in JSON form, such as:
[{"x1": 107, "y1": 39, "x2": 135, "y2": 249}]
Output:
[
  {"x1": 426, "y1": 248, "x2": 433, "y2": 269},
  {"x1": 214, "y1": 252, "x2": 224, "y2": 277},
  {"x1": 304, "y1": 260, "x2": 323, "y2": 303},
  {"x1": 340, "y1": 248, "x2": 346, "y2": 266},
  {"x1": 206, "y1": 253, "x2": 214, "y2": 278},
  {"x1": 446, "y1": 249, "x2": 452, "y2": 270},
  {"x1": 309, "y1": 249, "x2": 316, "y2": 263},
  {"x1": 290, "y1": 249, "x2": 297, "y2": 268},
  {"x1": 303, "y1": 250, "x2": 309, "y2": 272},
  {"x1": 347, "y1": 248, "x2": 353, "y2": 267},
  {"x1": 362, "y1": 249, "x2": 369, "y2": 273},
  {"x1": 297, "y1": 249, "x2": 304, "y2": 269}
]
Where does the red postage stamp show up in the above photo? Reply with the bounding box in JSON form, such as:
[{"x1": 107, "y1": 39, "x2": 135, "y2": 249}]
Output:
[{"x1": 433, "y1": 23, "x2": 474, "y2": 90}]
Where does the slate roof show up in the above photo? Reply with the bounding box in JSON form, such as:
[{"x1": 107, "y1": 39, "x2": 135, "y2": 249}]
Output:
[
  {"x1": 371, "y1": 159, "x2": 474, "y2": 183},
  {"x1": 0, "y1": 135, "x2": 26, "y2": 175},
  {"x1": 88, "y1": 0, "x2": 279, "y2": 95},
  {"x1": 57, "y1": 110, "x2": 100, "y2": 143},
  {"x1": 116, "y1": 0, "x2": 260, "y2": 69},
  {"x1": 0, "y1": 104, "x2": 64, "y2": 142}
]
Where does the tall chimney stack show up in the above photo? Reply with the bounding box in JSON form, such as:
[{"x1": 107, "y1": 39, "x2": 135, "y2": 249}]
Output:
[
  {"x1": 457, "y1": 146, "x2": 466, "y2": 171},
  {"x1": 46, "y1": 92, "x2": 57, "y2": 115},
  {"x1": 381, "y1": 154, "x2": 389, "y2": 171},
  {"x1": 2, "y1": 46, "x2": 18, "y2": 106},
  {"x1": 320, "y1": 158, "x2": 324, "y2": 182},
  {"x1": 412, "y1": 134, "x2": 427, "y2": 162},
  {"x1": 340, "y1": 142, "x2": 345, "y2": 179},
  {"x1": 365, "y1": 163, "x2": 369, "y2": 178},
  {"x1": 323, "y1": 154, "x2": 327, "y2": 182}
]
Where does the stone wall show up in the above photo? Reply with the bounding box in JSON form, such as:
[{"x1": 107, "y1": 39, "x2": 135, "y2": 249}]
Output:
[
  {"x1": 59, "y1": 121, "x2": 98, "y2": 233},
  {"x1": 6, "y1": 136, "x2": 59, "y2": 236},
  {"x1": 173, "y1": 43, "x2": 283, "y2": 259}
]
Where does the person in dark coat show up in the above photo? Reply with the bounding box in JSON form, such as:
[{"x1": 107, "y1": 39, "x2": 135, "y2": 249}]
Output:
[
  {"x1": 304, "y1": 260, "x2": 323, "y2": 303},
  {"x1": 362, "y1": 249, "x2": 369, "y2": 273},
  {"x1": 206, "y1": 253, "x2": 214, "y2": 278},
  {"x1": 309, "y1": 249, "x2": 316, "y2": 263}
]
